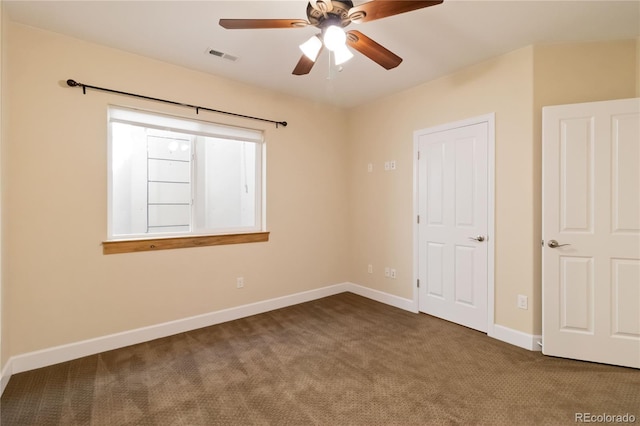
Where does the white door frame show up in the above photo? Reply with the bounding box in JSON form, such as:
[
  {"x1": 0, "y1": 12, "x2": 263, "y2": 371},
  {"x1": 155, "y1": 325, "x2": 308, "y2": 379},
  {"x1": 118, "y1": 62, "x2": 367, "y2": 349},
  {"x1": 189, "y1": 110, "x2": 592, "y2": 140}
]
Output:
[{"x1": 413, "y1": 113, "x2": 495, "y2": 334}]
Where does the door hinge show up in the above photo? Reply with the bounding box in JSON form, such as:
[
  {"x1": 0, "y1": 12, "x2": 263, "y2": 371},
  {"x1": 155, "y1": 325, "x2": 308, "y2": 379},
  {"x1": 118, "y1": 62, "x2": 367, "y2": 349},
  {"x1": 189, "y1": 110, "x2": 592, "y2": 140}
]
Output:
[
  {"x1": 417, "y1": 215, "x2": 420, "y2": 224},
  {"x1": 417, "y1": 279, "x2": 420, "y2": 288},
  {"x1": 417, "y1": 151, "x2": 420, "y2": 160}
]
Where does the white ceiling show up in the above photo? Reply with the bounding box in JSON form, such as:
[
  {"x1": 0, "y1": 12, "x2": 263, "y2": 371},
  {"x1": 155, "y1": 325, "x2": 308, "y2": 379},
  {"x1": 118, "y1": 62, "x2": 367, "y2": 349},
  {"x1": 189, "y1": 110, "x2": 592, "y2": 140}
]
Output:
[{"x1": 5, "y1": 1, "x2": 640, "y2": 107}]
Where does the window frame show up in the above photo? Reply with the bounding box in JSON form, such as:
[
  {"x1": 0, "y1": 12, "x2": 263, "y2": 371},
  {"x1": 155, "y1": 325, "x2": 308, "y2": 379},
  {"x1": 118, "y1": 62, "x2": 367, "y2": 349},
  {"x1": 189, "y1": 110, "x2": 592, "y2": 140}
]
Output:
[{"x1": 105, "y1": 106, "x2": 268, "y2": 254}]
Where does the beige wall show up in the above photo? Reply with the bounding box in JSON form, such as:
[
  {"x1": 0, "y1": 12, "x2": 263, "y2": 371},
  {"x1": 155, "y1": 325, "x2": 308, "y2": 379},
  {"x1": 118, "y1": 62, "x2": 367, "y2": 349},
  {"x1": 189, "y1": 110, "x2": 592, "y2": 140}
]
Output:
[
  {"x1": 348, "y1": 39, "x2": 638, "y2": 336},
  {"x1": 4, "y1": 23, "x2": 349, "y2": 357},
  {"x1": 348, "y1": 46, "x2": 537, "y2": 333},
  {"x1": 637, "y1": 37, "x2": 640, "y2": 96},
  {"x1": 534, "y1": 40, "x2": 637, "y2": 108},
  {"x1": 0, "y1": 0, "x2": 5, "y2": 371}
]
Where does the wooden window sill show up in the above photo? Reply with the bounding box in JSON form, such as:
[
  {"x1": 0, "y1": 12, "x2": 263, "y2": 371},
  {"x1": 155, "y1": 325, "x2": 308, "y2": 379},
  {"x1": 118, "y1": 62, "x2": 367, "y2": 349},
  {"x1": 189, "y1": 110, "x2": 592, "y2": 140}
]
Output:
[{"x1": 102, "y1": 232, "x2": 269, "y2": 255}]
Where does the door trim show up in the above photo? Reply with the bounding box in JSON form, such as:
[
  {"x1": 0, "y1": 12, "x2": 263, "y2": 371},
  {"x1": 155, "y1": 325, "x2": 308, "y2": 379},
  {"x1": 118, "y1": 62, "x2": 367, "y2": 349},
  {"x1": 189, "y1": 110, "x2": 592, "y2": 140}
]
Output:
[{"x1": 413, "y1": 113, "x2": 495, "y2": 334}]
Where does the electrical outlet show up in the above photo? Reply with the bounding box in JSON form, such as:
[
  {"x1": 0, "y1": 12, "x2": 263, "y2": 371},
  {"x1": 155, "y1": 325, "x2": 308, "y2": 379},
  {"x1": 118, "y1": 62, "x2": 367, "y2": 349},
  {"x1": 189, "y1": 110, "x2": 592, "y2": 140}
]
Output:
[
  {"x1": 367, "y1": 264, "x2": 373, "y2": 274},
  {"x1": 390, "y1": 268, "x2": 397, "y2": 279},
  {"x1": 517, "y1": 294, "x2": 528, "y2": 310},
  {"x1": 367, "y1": 163, "x2": 373, "y2": 173},
  {"x1": 384, "y1": 161, "x2": 390, "y2": 171},
  {"x1": 384, "y1": 267, "x2": 390, "y2": 278},
  {"x1": 389, "y1": 161, "x2": 396, "y2": 170},
  {"x1": 237, "y1": 277, "x2": 244, "y2": 289}
]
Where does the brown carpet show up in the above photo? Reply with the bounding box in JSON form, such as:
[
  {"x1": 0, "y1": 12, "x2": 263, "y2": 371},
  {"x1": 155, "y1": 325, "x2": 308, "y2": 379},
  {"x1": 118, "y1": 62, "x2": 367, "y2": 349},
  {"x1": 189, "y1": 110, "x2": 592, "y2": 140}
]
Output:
[{"x1": 2, "y1": 293, "x2": 639, "y2": 425}]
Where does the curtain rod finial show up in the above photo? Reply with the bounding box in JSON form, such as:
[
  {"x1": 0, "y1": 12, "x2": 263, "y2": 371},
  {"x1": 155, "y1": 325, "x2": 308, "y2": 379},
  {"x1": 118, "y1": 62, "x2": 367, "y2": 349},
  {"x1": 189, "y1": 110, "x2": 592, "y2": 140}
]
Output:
[{"x1": 66, "y1": 79, "x2": 79, "y2": 87}]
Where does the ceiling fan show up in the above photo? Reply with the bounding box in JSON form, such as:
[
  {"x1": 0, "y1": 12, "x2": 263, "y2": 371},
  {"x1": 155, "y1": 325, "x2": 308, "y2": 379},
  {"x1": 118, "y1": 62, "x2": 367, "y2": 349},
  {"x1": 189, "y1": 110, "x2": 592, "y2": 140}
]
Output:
[{"x1": 219, "y1": 0, "x2": 443, "y2": 75}]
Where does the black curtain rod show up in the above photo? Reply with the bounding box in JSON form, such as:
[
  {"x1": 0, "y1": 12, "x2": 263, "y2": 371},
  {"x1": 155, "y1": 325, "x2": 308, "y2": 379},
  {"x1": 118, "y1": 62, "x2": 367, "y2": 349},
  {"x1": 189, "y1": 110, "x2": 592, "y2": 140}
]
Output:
[{"x1": 66, "y1": 79, "x2": 287, "y2": 128}]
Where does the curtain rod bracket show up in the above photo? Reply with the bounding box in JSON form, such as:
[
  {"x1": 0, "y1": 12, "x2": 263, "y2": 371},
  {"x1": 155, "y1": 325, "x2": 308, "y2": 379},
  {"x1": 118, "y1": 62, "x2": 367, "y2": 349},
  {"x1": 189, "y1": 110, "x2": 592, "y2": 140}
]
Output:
[
  {"x1": 65, "y1": 78, "x2": 287, "y2": 128},
  {"x1": 66, "y1": 79, "x2": 86, "y2": 94}
]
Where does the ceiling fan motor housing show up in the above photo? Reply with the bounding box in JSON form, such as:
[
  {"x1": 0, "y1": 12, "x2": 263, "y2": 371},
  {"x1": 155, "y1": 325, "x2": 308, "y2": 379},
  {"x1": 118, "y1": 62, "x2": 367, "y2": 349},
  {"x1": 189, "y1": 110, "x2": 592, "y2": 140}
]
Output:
[{"x1": 307, "y1": 0, "x2": 354, "y2": 28}]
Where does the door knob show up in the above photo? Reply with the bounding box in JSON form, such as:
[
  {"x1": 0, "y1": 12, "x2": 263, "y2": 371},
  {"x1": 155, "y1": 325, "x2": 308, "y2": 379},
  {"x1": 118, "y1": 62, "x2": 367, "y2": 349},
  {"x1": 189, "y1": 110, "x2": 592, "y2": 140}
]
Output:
[
  {"x1": 469, "y1": 235, "x2": 485, "y2": 242},
  {"x1": 548, "y1": 239, "x2": 570, "y2": 248}
]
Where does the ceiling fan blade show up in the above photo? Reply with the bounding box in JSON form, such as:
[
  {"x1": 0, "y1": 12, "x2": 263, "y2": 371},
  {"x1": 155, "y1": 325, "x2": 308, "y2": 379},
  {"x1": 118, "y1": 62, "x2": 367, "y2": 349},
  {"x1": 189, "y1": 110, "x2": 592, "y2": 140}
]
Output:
[
  {"x1": 219, "y1": 19, "x2": 309, "y2": 29},
  {"x1": 347, "y1": 1, "x2": 443, "y2": 24},
  {"x1": 346, "y1": 30, "x2": 402, "y2": 70},
  {"x1": 292, "y1": 54, "x2": 317, "y2": 75}
]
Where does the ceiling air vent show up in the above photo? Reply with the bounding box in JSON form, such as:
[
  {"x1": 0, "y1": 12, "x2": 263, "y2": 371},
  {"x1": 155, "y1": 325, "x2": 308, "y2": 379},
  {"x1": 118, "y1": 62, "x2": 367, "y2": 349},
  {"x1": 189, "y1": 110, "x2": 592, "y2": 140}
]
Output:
[{"x1": 207, "y1": 48, "x2": 238, "y2": 62}]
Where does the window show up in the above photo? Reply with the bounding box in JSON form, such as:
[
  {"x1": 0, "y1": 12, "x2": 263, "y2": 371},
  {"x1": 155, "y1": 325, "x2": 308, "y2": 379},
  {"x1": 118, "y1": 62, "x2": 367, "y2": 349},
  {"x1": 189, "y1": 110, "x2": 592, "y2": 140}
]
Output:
[{"x1": 106, "y1": 107, "x2": 266, "y2": 252}]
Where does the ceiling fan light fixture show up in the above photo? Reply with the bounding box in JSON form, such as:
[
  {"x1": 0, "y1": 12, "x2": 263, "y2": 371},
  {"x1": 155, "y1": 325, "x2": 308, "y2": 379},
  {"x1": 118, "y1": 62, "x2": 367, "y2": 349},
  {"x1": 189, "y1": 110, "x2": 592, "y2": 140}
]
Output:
[
  {"x1": 333, "y1": 44, "x2": 353, "y2": 65},
  {"x1": 299, "y1": 35, "x2": 323, "y2": 61},
  {"x1": 220, "y1": 0, "x2": 445, "y2": 75},
  {"x1": 323, "y1": 25, "x2": 346, "y2": 52}
]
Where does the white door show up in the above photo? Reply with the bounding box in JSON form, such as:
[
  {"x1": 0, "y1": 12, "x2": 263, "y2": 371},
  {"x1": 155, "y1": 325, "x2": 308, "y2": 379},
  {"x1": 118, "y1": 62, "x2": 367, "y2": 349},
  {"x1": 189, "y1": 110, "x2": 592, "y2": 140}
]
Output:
[
  {"x1": 542, "y1": 97, "x2": 640, "y2": 369},
  {"x1": 416, "y1": 119, "x2": 491, "y2": 332}
]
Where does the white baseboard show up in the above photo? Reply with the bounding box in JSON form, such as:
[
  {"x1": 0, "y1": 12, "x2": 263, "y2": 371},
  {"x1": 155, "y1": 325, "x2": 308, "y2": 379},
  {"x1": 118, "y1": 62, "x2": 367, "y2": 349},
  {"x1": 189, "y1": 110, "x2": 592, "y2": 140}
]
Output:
[
  {"x1": 1, "y1": 282, "x2": 541, "y2": 398},
  {"x1": 7, "y1": 283, "x2": 350, "y2": 378},
  {"x1": 1, "y1": 358, "x2": 12, "y2": 395},
  {"x1": 345, "y1": 282, "x2": 417, "y2": 313},
  {"x1": 488, "y1": 324, "x2": 542, "y2": 351}
]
